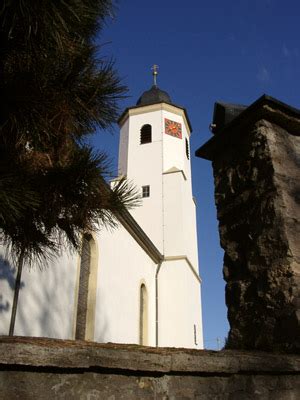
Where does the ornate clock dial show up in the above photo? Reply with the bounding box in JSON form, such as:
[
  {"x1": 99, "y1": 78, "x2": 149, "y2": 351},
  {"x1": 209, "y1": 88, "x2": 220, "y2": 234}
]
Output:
[{"x1": 165, "y1": 118, "x2": 182, "y2": 139}]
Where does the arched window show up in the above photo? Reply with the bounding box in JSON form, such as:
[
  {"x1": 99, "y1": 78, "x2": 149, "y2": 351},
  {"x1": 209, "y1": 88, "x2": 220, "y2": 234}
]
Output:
[
  {"x1": 185, "y1": 138, "x2": 190, "y2": 160},
  {"x1": 140, "y1": 124, "x2": 152, "y2": 144},
  {"x1": 139, "y1": 284, "x2": 148, "y2": 345},
  {"x1": 75, "y1": 233, "x2": 98, "y2": 340}
]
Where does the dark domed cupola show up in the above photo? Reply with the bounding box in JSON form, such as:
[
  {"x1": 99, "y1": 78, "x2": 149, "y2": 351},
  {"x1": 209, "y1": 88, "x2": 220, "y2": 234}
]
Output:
[
  {"x1": 136, "y1": 85, "x2": 172, "y2": 106},
  {"x1": 136, "y1": 64, "x2": 172, "y2": 106}
]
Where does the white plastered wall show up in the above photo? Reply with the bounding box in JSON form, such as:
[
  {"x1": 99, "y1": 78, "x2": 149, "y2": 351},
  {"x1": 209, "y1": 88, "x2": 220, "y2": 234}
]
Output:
[
  {"x1": 163, "y1": 171, "x2": 199, "y2": 268},
  {"x1": 118, "y1": 117, "x2": 129, "y2": 176},
  {"x1": 161, "y1": 109, "x2": 191, "y2": 182},
  {"x1": 158, "y1": 259, "x2": 203, "y2": 349},
  {"x1": 118, "y1": 105, "x2": 192, "y2": 256},
  {"x1": 93, "y1": 223, "x2": 157, "y2": 346},
  {"x1": 0, "y1": 247, "x2": 77, "y2": 338},
  {"x1": 0, "y1": 250, "x2": 16, "y2": 335},
  {"x1": 119, "y1": 103, "x2": 203, "y2": 349},
  {"x1": 162, "y1": 171, "x2": 185, "y2": 256},
  {"x1": 119, "y1": 108, "x2": 164, "y2": 252},
  {"x1": 0, "y1": 223, "x2": 158, "y2": 346}
]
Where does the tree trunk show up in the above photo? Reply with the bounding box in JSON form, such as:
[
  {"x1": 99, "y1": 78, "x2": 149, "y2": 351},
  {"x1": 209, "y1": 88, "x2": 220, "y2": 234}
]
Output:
[{"x1": 9, "y1": 252, "x2": 24, "y2": 336}]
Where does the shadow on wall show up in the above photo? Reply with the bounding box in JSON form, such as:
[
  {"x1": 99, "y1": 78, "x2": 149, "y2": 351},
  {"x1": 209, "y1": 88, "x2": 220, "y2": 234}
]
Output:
[
  {"x1": 0, "y1": 252, "x2": 77, "y2": 338},
  {"x1": 0, "y1": 250, "x2": 109, "y2": 341},
  {"x1": 0, "y1": 255, "x2": 24, "y2": 314},
  {"x1": 15, "y1": 255, "x2": 76, "y2": 339}
]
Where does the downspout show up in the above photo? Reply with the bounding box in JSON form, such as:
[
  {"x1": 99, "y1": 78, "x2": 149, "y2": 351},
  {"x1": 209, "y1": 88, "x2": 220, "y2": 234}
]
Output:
[{"x1": 155, "y1": 261, "x2": 162, "y2": 347}]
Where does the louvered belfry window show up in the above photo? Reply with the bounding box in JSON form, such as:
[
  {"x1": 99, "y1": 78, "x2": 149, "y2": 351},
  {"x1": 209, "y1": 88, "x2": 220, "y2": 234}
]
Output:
[
  {"x1": 185, "y1": 138, "x2": 190, "y2": 160},
  {"x1": 140, "y1": 124, "x2": 152, "y2": 144}
]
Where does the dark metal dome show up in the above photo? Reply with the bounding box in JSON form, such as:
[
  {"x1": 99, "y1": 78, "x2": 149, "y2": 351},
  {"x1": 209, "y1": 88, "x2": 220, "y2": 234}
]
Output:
[{"x1": 136, "y1": 85, "x2": 172, "y2": 106}]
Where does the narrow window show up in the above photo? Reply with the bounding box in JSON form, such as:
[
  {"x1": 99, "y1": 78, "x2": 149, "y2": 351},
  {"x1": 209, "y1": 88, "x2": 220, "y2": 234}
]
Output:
[
  {"x1": 142, "y1": 185, "x2": 150, "y2": 198},
  {"x1": 75, "y1": 233, "x2": 98, "y2": 341},
  {"x1": 185, "y1": 138, "x2": 190, "y2": 160},
  {"x1": 139, "y1": 284, "x2": 148, "y2": 345},
  {"x1": 140, "y1": 124, "x2": 152, "y2": 144}
]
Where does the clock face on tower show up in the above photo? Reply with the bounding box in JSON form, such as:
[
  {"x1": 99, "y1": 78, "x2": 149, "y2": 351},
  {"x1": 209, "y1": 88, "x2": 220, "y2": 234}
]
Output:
[{"x1": 165, "y1": 118, "x2": 182, "y2": 139}]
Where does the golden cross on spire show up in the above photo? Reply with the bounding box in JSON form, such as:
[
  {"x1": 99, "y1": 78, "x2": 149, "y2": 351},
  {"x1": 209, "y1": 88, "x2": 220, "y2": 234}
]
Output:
[{"x1": 151, "y1": 64, "x2": 159, "y2": 86}]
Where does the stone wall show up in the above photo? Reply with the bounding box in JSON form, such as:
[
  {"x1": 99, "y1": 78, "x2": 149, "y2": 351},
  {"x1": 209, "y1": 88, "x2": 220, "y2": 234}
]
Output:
[
  {"x1": 0, "y1": 337, "x2": 300, "y2": 399},
  {"x1": 196, "y1": 96, "x2": 300, "y2": 352},
  {"x1": 215, "y1": 119, "x2": 300, "y2": 351}
]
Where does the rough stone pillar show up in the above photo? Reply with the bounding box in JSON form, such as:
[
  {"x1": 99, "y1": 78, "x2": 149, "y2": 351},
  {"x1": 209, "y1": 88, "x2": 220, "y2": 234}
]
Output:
[{"x1": 196, "y1": 96, "x2": 300, "y2": 352}]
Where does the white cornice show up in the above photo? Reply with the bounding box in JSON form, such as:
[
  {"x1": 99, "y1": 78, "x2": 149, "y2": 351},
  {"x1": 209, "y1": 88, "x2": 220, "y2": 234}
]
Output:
[
  {"x1": 163, "y1": 167, "x2": 187, "y2": 181},
  {"x1": 163, "y1": 255, "x2": 202, "y2": 283},
  {"x1": 119, "y1": 103, "x2": 191, "y2": 137}
]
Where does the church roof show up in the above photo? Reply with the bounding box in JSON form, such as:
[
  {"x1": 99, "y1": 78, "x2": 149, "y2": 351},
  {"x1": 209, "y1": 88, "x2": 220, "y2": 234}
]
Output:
[{"x1": 136, "y1": 85, "x2": 172, "y2": 106}]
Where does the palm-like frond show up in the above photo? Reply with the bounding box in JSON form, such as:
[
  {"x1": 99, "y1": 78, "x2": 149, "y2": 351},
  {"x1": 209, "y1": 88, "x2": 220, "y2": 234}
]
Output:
[{"x1": 0, "y1": 1, "x2": 138, "y2": 264}]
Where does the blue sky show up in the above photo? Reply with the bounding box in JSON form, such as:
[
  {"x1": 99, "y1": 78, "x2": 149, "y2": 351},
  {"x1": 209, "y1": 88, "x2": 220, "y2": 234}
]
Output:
[{"x1": 93, "y1": 0, "x2": 300, "y2": 349}]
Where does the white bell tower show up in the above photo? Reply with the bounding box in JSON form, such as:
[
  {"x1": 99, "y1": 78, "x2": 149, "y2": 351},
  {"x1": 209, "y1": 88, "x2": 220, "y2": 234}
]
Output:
[{"x1": 118, "y1": 67, "x2": 203, "y2": 348}]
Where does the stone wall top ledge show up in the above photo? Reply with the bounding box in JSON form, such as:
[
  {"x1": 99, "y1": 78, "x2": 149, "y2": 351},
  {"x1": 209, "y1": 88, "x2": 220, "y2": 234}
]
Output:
[{"x1": 0, "y1": 336, "x2": 299, "y2": 375}]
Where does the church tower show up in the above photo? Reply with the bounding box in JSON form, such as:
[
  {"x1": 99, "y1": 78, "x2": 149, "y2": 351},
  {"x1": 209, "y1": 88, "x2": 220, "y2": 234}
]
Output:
[{"x1": 118, "y1": 67, "x2": 203, "y2": 348}]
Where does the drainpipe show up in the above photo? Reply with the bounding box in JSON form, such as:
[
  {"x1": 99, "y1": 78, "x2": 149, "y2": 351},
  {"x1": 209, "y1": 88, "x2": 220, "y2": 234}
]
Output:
[{"x1": 155, "y1": 261, "x2": 162, "y2": 347}]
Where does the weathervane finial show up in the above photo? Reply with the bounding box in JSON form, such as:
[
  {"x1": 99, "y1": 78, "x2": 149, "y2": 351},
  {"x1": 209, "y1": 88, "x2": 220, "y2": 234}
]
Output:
[{"x1": 151, "y1": 64, "x2": 159, "y2": 86}]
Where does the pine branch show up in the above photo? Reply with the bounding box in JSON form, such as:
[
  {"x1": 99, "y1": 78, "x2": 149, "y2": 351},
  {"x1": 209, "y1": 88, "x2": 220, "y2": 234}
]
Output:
[{"x1": 0, "y1": 1, "x2": 139, "y2": 265}]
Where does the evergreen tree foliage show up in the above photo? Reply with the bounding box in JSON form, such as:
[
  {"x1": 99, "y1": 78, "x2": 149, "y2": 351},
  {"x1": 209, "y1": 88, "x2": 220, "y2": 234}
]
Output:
[{"x1": 0, "y1": 0, "x2": 138, "y2": 263}]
